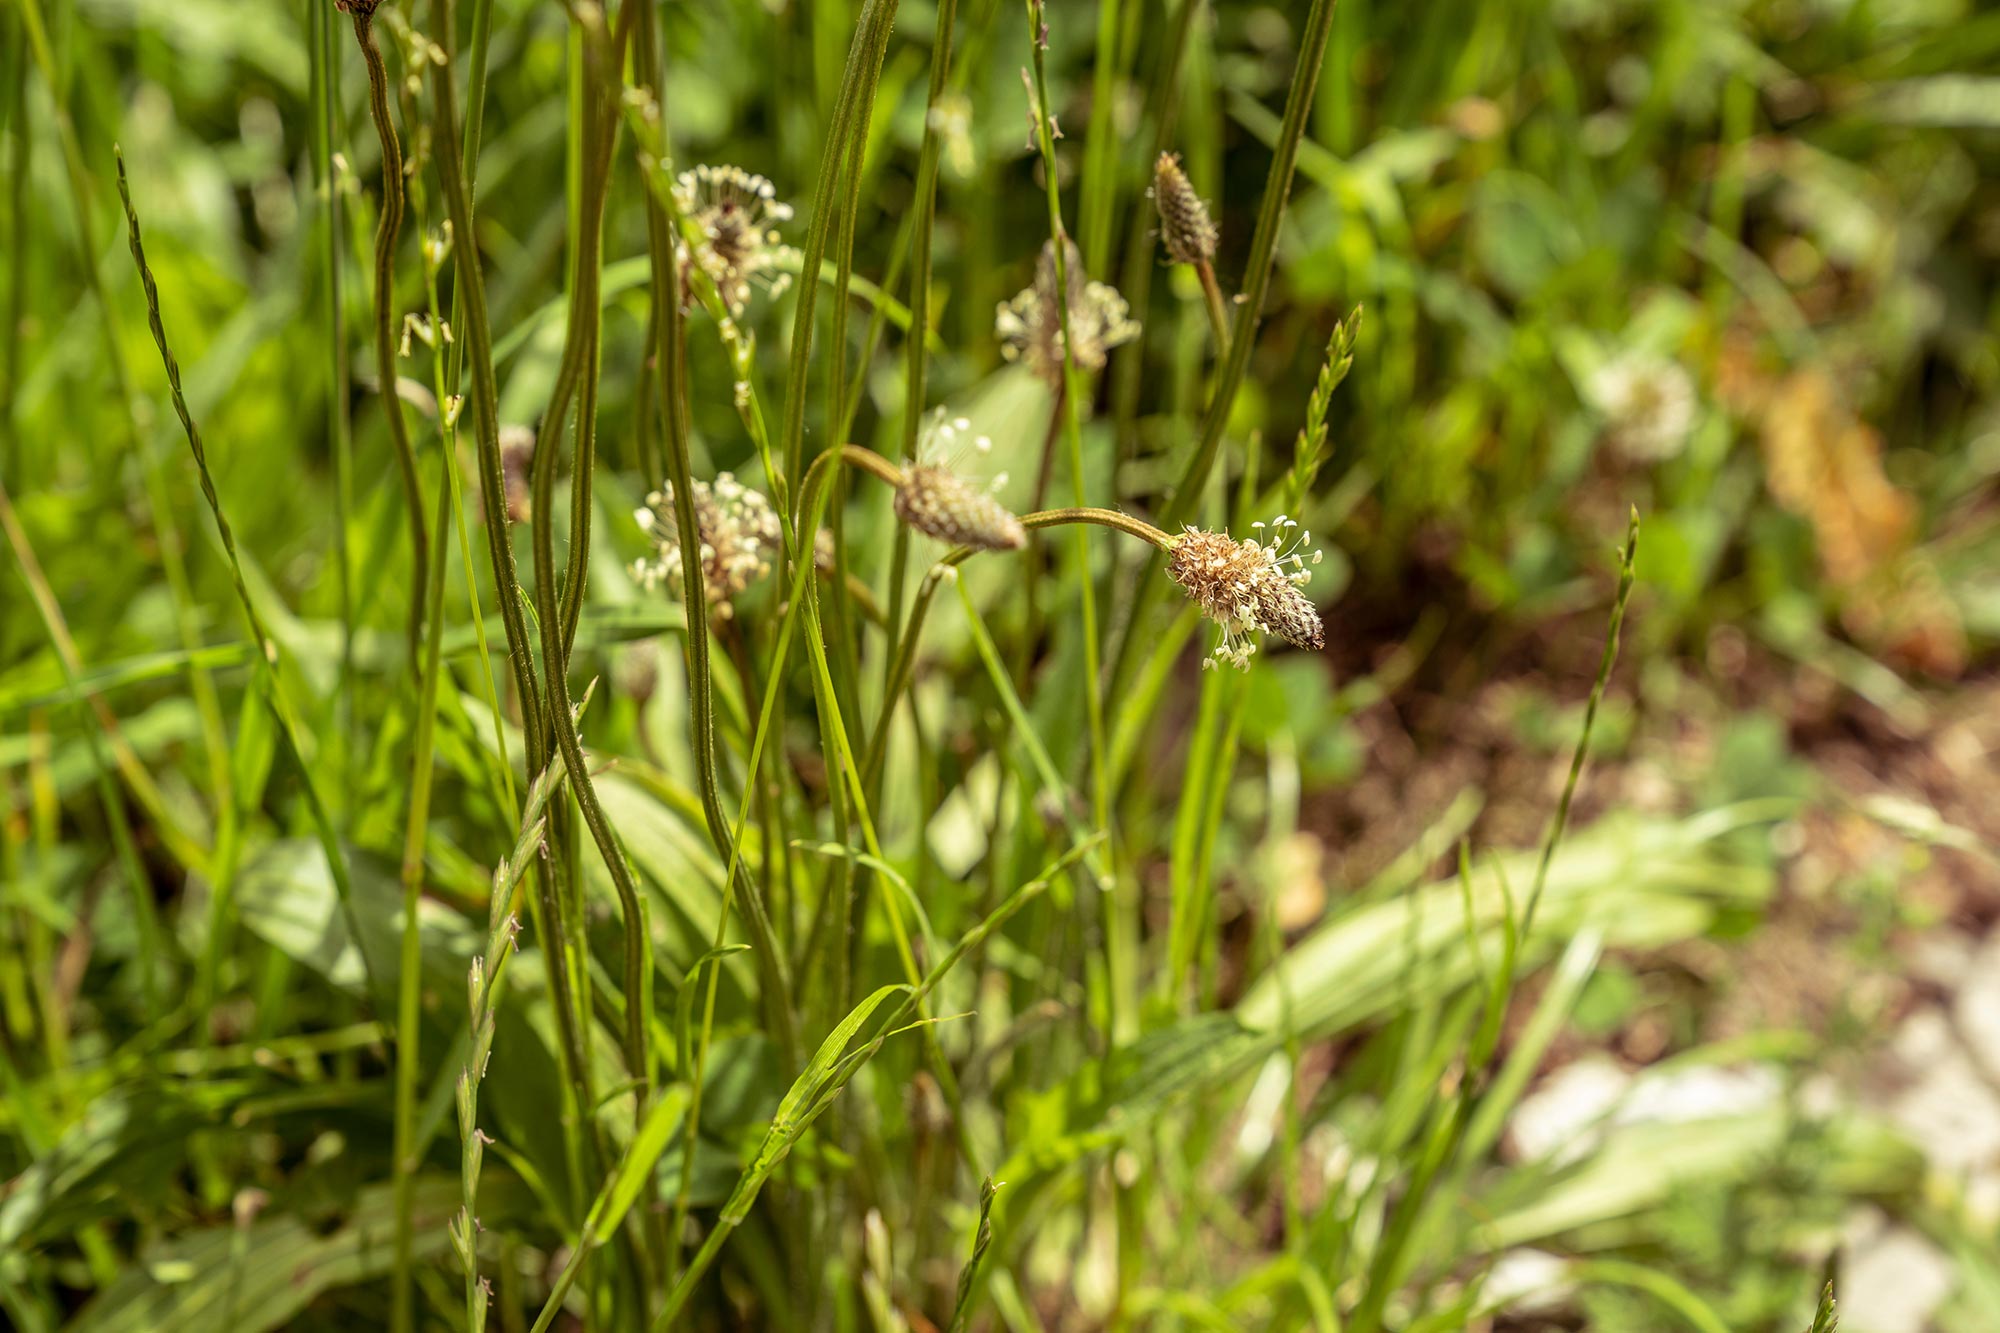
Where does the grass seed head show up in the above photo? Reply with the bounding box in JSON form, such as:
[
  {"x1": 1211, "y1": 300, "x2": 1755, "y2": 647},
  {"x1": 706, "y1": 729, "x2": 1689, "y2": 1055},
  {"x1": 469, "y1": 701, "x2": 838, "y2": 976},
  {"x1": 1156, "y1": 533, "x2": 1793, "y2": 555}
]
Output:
[
  {"x1": 632, "y1": 472, "x2": 781, "y2": 616},
  {"x1": 1168, "y1": 519, "x2": 1325, "y2": 669},
  {"x1": 673, "y1": 164, "x2": 795, "y2": 319},
  {"x1": 995, "y1": 237, "x2": 1139, "y2": 386},
  {"x1": 1151, "y1": 152, "x2": 1219, "y2": 265}
]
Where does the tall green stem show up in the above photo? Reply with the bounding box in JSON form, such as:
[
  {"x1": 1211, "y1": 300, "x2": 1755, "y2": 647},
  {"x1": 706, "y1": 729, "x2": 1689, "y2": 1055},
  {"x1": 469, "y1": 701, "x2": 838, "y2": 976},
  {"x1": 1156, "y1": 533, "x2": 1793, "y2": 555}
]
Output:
[
  {"x1": 777, "y1": 0, "x2": 903, "y2": 497},
  {"x1": 423, "y1": 0, "x2": 599, "y2": 1246},
  {"x1": 632, "y1": 32, "x2": 801, "y2": 1073},
  {"x1": 1024, "y1": 0, "x2": 1124, "y2": 1050},
  {"x1": 526, "y1": 7, "x2": 652, "y2": 1107},
  {"x1": 390, "y1": 387, "x2": 454, "y2": 1333},
  {"x1": 351, "y1": 10, "x2": 430, "y2": 667}
]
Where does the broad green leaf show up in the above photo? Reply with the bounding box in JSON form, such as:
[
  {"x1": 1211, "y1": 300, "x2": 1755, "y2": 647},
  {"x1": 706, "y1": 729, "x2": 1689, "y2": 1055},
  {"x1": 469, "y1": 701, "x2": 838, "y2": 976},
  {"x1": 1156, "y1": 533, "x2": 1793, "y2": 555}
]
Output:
[
  {"x1": 0, "y1": 1084, "x2": 250, "y2": 1249},
  {"x1": 67, "y1": 1178, "x2": 492, "y2": 1333}
]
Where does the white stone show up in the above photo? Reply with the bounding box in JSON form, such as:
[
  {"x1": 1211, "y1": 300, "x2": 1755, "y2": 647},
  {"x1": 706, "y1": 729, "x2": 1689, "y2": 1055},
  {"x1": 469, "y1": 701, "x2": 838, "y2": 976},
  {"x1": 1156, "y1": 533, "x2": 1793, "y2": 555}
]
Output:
[
  {"x1": 1953, "y1": 930, "x2": 2000, "y2": 1086},
  {"x1": 1507, "y1": 1057, "x2": 1630, "y2": 1165},
  {"x1": 1884, "y1": 1015, "x2": 2000, "y2": 1174},
  {"x1": 1842, "y1": 1224, "x2": 1954, "y2": 1333}
]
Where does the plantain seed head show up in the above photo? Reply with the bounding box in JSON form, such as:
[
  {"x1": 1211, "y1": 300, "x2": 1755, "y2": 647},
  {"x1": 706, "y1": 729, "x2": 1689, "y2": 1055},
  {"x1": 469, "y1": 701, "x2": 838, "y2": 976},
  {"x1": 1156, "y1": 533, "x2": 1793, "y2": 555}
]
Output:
[{"x1": 1151, "y1": 152, "x2": 1219, "y2": 265}]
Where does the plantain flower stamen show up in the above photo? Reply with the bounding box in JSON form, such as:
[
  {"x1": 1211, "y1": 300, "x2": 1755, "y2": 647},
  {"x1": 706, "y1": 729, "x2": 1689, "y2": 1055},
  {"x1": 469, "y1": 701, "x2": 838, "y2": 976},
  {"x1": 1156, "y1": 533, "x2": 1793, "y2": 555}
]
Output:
[
  {"x1": 1167, "y1": 518, "x2": 1325, "y2": 669},
  {"x1": 673, "y1": 164, "x2": 796, "y2": 319},
  {"x1": 632, "y1": 472, "x2": 781, "y2": 618},
  {"x1": 995, "y1": 238, "x2": 1139, "y2": 387}
]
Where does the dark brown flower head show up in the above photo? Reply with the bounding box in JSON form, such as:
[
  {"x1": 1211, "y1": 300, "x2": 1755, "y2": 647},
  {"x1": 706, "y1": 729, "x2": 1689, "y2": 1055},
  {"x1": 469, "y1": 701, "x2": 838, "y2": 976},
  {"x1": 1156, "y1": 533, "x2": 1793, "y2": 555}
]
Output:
[
  {"x1": 631, "y1": 472, "x2": 781, "y2": 618},
  {"x1": 995, "y1": 238, "x2": 1139, "y2": 386},
  {"x1": 498, "y1": 424, "x2": 535, "y2": 524},
  {"x1": 1167, "y1": 518, "x2": 1325, "y2": 669},
  {"x1": 1152, "y1": 152, "x2": 1218, "y2": 265},
  {"x1": 334, "y1": 0, "x2": 380, "y2": 16}
]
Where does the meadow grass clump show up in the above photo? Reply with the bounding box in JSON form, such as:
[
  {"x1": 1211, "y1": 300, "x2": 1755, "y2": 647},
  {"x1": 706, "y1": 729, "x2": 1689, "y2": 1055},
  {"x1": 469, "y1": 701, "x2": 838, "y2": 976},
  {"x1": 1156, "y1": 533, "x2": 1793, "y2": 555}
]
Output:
[{"x1": 18, "y1": 0, "x2": 1995, "y2": 1326}]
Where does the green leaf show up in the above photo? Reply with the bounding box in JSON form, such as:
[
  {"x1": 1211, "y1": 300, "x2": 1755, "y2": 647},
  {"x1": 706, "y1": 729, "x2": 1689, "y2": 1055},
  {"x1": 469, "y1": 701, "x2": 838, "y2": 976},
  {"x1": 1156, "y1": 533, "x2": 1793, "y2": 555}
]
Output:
[
  {"x1": 67, "y1": 1178, "x2": 488, "y2": 1333},
  {"x1": 0, "y1": 1084, "x2": 250, "y2": 1250},
  {"x1": 235, "y1": 838, "x2": 478, "y2": 998}
]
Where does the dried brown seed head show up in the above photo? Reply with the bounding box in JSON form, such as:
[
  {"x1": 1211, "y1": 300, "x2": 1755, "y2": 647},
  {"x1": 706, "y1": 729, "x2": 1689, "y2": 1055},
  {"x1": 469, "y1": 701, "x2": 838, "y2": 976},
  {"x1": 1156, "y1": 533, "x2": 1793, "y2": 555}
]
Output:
[
  {"x1": 1167, "y1": 518, "x2": 1325, "y2": 669},
  {"x1": 1152, "y1": 153, "x2": 1218, "y2": 265}
]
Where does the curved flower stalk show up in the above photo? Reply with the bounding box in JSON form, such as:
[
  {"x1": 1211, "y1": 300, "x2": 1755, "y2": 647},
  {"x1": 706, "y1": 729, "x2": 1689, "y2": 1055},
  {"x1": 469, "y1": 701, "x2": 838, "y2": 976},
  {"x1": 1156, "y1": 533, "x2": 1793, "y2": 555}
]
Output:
[
  {"x1": 996, "y1": 236, "x2": 1139, "y2": 386},
  {"x1": 339, "y1": 0, "x2": 429, "y2": 662},
  {"x1": 763, "y1": 436, "x2": 1028, "y2": 555}
]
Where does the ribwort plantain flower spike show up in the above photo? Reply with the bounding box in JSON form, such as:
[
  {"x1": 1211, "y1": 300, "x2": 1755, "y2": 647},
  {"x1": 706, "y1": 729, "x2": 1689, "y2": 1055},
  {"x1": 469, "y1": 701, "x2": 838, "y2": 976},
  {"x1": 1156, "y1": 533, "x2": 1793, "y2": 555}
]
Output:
[
  {"x1": 632, "y1": 473, "x2": 781, "y2": 617},
  {"x1": 672, "y1": 164, "x2": 796, "y2": 319},
  {"x1": 996, "y1": 237, "x2": 1139, "y2": 386},
  {"x1": 891, "y1": 410, "x2": 1026, "y2": 551},
  {"x1": 1167, "y1": 518, "x2": 1325, "y2": 669},
  {"x1": 897, "y1": 466, "x2": 1027, "y2": 551},
  {"x1": 1151, "y1": 152, "x2": 1218, "y2": 265}
]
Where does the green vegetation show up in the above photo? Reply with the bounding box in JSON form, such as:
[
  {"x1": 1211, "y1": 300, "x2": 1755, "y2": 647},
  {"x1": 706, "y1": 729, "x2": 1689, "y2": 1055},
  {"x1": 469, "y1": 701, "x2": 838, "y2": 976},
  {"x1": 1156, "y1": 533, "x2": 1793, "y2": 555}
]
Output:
[{"x1": 2, "y1": 0, "x2": 1997, "y2": 1328}]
